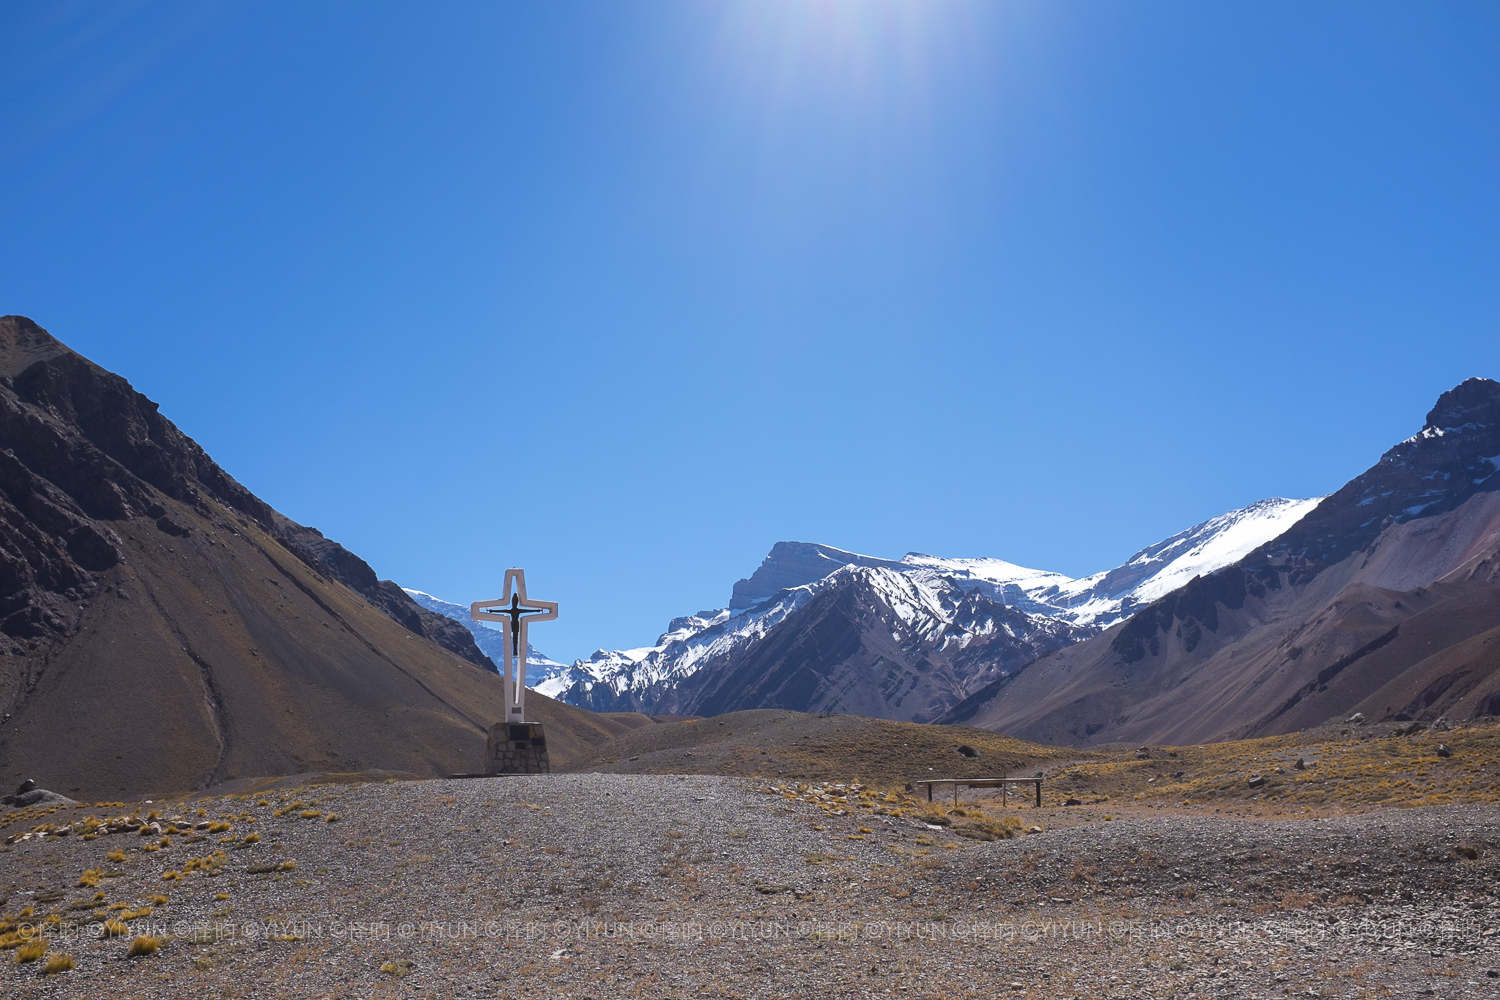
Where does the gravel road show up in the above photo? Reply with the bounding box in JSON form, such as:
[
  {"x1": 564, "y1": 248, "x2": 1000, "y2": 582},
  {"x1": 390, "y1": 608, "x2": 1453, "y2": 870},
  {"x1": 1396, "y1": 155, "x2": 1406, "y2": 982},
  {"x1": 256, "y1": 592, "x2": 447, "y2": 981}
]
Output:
[{"x1": 2, "y1": 773, "x2": 1497, "y2": 998}]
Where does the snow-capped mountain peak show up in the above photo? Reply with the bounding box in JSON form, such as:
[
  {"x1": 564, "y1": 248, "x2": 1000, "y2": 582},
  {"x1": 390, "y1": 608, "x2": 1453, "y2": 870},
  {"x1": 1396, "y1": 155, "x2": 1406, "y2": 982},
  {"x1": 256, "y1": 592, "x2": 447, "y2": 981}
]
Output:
[{"x1": 402, "y1": 495, "x2": 1321, "y2": 721}]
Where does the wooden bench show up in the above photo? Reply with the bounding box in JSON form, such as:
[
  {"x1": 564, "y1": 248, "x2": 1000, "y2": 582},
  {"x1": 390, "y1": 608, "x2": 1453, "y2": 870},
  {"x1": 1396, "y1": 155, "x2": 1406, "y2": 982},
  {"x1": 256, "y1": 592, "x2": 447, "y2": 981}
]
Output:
[{"x1": 913, "y1": 776, "x2": 1043, "y2": 809}]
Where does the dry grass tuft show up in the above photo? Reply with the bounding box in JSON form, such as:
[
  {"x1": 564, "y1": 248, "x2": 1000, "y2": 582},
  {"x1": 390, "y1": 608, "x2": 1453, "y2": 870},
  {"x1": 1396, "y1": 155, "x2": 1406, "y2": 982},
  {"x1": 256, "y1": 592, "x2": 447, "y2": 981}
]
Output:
[
  {"x1": 77, "y1": 867, "x2": 103, "y2": 887},
  {"x1": 183, "y1": 850, "x2": 229, "y2": 874},
  {"x1": 380, "y1": 957, "x2": 416, "y2": 977},
  {"x1": 126, "y1": 935, "x2": 165, "y2": 957},
  {"x1": 951, "y1": 811, "x2": 1024, "y2": 842},
  {"x1": 42, "y1": 952, "x2": 73, "y2": 974},
  {"x1": 106, "y1": 849, "x2": 127, "y2": 863},
  {"x1": 100, "y1": 920, "x2": 129, "y2": 938},
  {"x1": 15, "y1": 938, "x2": 46, "y2": 963}
]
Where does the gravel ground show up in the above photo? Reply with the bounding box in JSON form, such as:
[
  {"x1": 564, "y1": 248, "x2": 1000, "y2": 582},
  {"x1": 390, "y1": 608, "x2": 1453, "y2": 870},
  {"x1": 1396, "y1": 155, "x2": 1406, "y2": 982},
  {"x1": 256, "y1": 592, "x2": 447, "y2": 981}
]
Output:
[{"x1": 2, "y1": 773, "x2": 1498, "y2": 998}]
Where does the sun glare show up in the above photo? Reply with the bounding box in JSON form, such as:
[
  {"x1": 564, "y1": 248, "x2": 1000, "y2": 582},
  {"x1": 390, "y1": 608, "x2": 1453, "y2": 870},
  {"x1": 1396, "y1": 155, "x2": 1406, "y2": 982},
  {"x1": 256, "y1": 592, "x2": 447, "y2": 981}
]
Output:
[{"x1": 711, "y1": 0, "x2": 956, "y2": 117}]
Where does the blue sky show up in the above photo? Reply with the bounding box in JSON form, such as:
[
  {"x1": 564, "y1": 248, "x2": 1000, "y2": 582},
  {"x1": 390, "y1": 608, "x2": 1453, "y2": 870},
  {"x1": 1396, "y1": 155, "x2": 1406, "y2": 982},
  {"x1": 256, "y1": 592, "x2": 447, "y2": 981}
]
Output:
[{"x1": 2, "y1": 1, "x2": 1498, "y2": 661}]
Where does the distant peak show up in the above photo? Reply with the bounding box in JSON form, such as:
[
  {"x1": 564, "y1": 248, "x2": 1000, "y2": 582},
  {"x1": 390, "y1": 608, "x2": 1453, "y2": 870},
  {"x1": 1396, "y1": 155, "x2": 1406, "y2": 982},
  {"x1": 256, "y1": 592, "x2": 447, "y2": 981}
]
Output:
[
  {"x1": 0, "y1": 316, "x2": 72, "y2": 380},
  {"x1": 1423, "y1": 376, "x2": 1500, "y2": 433},
  {"x1": 729, "y1": 541, "x2": 904, "y2": 610}
]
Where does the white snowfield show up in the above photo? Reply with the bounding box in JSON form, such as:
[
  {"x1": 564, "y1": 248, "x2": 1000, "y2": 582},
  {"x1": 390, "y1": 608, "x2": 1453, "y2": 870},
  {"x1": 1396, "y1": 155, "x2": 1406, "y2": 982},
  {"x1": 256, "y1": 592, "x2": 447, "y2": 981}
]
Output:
[
  {"x1": 1109, "y1": 497, "x2": 1325, "y2": 605},
  {"x1": 541, "y1": 495, "x2": 1324, "y2": 708}
]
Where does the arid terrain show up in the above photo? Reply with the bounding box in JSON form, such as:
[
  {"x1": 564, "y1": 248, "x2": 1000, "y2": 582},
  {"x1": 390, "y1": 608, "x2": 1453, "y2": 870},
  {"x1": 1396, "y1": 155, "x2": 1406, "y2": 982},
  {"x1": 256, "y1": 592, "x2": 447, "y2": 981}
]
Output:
[{"x1": 3, "y1": 716, "x2": 1498, "y2": 997}]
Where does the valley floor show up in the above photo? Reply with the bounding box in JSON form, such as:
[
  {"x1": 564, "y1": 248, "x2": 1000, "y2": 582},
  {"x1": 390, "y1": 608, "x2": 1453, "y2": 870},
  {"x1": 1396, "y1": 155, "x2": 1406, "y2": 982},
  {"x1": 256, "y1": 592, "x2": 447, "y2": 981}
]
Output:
[{"x1": 1, "y1": 773, "x2": 1497, "y2": 998}]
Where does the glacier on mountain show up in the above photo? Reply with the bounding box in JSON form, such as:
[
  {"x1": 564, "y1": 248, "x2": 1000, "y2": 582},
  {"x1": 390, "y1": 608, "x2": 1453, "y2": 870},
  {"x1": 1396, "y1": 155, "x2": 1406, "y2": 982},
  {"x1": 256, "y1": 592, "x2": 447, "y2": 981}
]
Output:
[{"x1": 545, "y1": 497, "x2": 1322, "y2": 713}]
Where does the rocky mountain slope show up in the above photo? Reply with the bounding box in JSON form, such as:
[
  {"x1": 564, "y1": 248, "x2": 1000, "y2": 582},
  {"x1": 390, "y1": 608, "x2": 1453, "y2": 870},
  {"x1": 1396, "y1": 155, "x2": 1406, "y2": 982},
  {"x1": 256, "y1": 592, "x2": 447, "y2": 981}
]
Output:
[
  {"x1": 0, "y1": 315, "x2": 637, "y2": 798},
  {"x1": 546, "y1": 499, "x2": 1317, "y2": 721},
  {"x1": 945, "y1": 377, "x2": 1500, "y2": 745}
]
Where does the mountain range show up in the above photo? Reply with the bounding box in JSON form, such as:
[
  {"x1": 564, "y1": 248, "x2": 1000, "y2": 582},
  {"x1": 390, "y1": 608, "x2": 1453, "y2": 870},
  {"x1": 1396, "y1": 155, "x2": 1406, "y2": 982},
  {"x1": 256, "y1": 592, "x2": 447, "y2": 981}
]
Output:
[
  {"x1": 454, "y1": 378, "x2": 1500, "y2": 744},
  {"x1": 3, "y1": 310, "x2": 1495, "y2": 798},
  {"x1": 521, "y1": 497, "x2": 1320, "y2": 722}
]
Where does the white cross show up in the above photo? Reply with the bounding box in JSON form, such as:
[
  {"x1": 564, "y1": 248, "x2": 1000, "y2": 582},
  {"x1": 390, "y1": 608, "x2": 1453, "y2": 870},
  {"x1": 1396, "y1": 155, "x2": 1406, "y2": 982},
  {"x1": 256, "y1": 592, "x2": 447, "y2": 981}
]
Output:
[{"x1": 470, "y1": 568, "x2": 557, "y2": 724}]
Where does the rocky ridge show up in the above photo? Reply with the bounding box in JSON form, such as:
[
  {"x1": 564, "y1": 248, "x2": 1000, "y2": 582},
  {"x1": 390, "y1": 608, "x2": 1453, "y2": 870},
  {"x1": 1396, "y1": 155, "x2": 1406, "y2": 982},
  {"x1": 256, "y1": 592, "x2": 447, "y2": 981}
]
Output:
[{"x1": 0, "y1": 315, "x2": 492, "y2": 673}]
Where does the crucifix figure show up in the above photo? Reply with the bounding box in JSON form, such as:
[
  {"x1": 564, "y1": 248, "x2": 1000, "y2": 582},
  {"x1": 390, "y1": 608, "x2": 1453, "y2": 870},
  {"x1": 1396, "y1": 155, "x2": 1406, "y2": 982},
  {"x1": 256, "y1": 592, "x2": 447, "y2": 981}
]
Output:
[{"x1": 470, "y1": 568, "x2": 557, "y2": 724}]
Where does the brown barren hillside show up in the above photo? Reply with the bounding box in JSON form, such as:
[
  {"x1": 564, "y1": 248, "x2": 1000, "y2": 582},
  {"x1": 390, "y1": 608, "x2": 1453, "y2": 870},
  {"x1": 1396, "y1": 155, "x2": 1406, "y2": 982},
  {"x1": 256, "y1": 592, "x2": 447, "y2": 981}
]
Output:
[
  {"x1": 562, "y1": 708, "x2": 1095, "y2": 786},
  {"x1": 946, "y1": 379, "x2": 1500, "y2": 747},
  {"x1": 0, "y1": 316, "x2": 638, "y2": 798},
  {"x1": 555, "y1": 709, "x2": 1500, "y2": 813}
]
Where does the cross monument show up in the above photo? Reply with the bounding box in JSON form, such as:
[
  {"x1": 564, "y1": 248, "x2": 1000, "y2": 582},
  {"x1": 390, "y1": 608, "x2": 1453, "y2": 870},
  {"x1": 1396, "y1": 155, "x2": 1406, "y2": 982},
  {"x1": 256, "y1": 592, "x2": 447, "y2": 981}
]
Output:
[{"x1": 470, "y1": 568, "x2": 557, "y2": 725}]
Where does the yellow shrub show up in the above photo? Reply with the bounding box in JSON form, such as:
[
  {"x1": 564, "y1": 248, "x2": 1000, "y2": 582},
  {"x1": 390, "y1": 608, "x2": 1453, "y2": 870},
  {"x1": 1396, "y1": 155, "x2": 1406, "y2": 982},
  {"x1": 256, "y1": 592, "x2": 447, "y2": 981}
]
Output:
[
  {"x1": 127, "y1": 935, "x2": 164, "y2": 957},
  {"x1": 43, "y1": 952, "x2": 73, "y2": 974},
  {"x1": 15, "y1": 938, "x2": 46, "y2": 963}
]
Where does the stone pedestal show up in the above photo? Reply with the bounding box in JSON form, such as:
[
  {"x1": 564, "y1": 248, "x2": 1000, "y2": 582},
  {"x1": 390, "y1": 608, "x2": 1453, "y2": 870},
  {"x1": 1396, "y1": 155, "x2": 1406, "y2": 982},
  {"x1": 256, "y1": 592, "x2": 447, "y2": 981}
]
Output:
[{"x1": 483, "y1": 722, "x2": 550, "y2": 775}]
